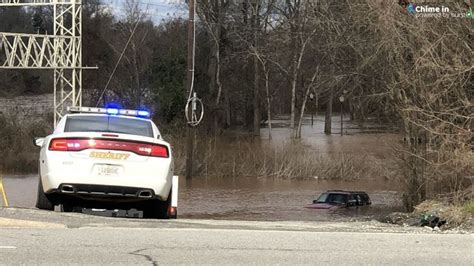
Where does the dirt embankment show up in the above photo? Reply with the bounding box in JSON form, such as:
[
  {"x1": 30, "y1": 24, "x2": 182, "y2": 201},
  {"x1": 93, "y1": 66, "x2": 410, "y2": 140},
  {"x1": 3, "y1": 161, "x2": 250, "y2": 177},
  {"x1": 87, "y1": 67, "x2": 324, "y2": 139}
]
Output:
[{"x1": 382, "y1": 200, "x2": 474, "y2": 232}]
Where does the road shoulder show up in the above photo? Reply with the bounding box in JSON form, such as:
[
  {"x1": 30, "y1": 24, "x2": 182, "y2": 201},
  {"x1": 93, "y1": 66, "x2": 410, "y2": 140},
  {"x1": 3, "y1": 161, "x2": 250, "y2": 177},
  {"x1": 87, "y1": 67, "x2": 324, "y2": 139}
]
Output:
[{"x1": 1, "y1": 207, "x2": 472, "y2": 234}]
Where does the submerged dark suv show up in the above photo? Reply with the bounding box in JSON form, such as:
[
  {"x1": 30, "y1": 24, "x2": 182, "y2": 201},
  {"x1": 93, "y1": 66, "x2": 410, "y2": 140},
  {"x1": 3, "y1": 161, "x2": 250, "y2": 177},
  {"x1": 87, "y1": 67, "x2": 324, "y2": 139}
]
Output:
[{"x1": 305, "y1": 190, "x2": 371, "y2": 210}]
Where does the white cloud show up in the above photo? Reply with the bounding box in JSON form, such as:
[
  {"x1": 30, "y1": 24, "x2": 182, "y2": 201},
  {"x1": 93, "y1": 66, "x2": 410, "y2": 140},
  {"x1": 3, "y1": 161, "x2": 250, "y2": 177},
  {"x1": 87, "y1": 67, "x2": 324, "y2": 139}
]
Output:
[{"x1": 104, "y1": 0, "x2": 187, "y2": 23}]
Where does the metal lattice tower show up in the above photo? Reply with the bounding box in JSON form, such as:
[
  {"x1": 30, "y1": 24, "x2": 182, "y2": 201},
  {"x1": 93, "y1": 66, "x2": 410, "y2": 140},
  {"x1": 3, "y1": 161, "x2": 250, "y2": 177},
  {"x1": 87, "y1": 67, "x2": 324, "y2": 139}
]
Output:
[{"x1": 0, "y1": 0, "x2": 84, "y2": 126}]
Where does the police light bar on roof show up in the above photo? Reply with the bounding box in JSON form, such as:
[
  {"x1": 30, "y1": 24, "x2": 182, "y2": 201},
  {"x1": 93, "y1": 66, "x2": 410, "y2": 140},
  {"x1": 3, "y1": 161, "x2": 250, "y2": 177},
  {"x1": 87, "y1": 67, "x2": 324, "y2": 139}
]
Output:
[{"x1": 67, "y1": 106, "x2": 150, "y2": 118}]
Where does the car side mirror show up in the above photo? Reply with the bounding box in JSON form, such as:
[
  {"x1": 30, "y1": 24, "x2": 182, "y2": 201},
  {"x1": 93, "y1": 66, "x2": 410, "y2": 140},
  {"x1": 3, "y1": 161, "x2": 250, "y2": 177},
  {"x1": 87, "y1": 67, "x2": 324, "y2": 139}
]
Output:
[
  {"x1": 312, "y1": 200, "x2": 317, "y2": 204},
  {"x1": 34, "y1": 137, "x2": 45, "y2": 147}
]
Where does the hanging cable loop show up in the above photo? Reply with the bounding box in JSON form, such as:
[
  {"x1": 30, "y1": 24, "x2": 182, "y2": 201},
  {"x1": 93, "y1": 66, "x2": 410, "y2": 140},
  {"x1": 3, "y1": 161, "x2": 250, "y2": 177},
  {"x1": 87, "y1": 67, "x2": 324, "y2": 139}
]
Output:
[
  {"x1": 185, "y1": 92, "x2": 204, "y2": 127},
  {"x1": 184, "y1": 0, "x2": 203, "y2": 127}
]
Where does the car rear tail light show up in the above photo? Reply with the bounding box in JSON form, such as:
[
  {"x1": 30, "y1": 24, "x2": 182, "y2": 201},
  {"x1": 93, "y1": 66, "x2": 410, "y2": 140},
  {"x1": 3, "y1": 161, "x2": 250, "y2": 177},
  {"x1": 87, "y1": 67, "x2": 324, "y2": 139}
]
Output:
[
  {"x1": 49, "y1": 138, "x2": 169, "y2": 158},
  {"x1": 49, "y1": 138, "x2": 84, "y2": 151},
  {"x1": 151, "y1": 145, "x2": 168, "y2": 157},
  {"x1": 49, "y1": 139, "x2": 69, "y2": 151}
]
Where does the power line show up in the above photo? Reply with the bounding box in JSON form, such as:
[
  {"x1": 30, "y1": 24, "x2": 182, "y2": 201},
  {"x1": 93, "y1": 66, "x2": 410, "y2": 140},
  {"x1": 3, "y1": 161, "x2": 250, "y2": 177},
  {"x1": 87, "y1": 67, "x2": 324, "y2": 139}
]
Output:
[{"x1": 95, "y1": 0, "x2": 151, "y2": 107}]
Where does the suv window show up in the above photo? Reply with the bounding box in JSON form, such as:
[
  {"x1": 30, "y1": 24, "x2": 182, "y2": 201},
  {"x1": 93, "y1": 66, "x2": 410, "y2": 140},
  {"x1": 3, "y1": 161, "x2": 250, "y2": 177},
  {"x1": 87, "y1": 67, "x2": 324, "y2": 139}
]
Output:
[
  {"x1": 65, "y1": 115, "x2": 154, "y2": 138},
  {"x1": 315, "y1": 193, "x2": 329, "y2": 203},
  {"x1": 316, "y1": 193, "x2": 348, "y2": 204},
  {"x1": 314, "y1": 191, "x2": 371, "y2": 206},
  {"x1": 355, "y1": 193, "x2": 370, "y2": 205},
  {"x1": 326, "y1": 193, "x2": 348, "y2": 204}
]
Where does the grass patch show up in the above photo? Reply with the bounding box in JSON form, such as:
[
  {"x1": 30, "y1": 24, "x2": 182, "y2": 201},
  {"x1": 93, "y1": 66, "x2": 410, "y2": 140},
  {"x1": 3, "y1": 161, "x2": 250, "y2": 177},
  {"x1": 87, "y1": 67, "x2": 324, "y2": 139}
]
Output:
[
  {"x1": 464, "y1": 201, "x2": 474, "y2": 216},
  {"x1": 0, "y1": 113, "x2": 52, "y2": 173},
  {"x1": 0, "y1": 116, "x2": 398, "y2": 181}
]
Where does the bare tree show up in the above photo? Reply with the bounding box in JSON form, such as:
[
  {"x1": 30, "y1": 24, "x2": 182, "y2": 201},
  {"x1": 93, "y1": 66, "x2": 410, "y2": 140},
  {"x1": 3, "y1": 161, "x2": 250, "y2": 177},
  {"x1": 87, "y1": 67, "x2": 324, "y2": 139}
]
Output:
[
  {"x1": 197, "y1": 0, "x2": 230, "y2": 129},
  {"x1": 104, "y1": 0, "x2": 155, "y2": 108},
  {"x1": 296, "y1": 66, "x2": 319, "y2": 138},
  {"x1": 272, "y1": 0, "x2": 319, "y2": 137},
  {"x1": 364, "y1": 0, "x2": 473, "y2": 209}
]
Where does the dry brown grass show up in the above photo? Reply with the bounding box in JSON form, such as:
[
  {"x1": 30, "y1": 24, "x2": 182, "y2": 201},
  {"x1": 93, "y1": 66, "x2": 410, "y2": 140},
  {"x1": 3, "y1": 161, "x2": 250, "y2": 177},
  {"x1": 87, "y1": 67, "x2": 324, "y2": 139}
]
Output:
[
  {"x1": 166, "y1": 131, "x2": 397, "y2": 180},
  {"x1": 0, "y1": 114, "x2": 397, "y2": 182},
  {"x1": 0, "y1": 113, "x2": 52, "y2": 173}
]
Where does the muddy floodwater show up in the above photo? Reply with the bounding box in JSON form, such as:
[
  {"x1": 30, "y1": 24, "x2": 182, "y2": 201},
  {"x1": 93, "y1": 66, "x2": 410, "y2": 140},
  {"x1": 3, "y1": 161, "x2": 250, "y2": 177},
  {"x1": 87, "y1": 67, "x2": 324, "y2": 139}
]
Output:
[
  {"x1": 262, "y1": 115, "x2": 400, "y2": 156},
  {"x1": 1, "y1": 115, "x2": 404, "y2": 221},
  {"x1": 2, "y1": 175, "x2": 403, "y2": 222}
]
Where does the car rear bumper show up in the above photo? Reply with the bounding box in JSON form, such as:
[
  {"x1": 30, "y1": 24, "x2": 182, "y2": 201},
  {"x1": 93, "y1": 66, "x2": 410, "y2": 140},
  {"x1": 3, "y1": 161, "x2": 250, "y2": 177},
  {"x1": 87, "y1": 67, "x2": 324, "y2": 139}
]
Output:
[
  {"x1": 53, "y1": 183, "x2": 162, "y2": 200},
  {"x1": 42, "y1": 173, "x2": 172, "y2": 200},
  {"x1": 39, "y1": 147, "x2": 174, "y2": 199}
]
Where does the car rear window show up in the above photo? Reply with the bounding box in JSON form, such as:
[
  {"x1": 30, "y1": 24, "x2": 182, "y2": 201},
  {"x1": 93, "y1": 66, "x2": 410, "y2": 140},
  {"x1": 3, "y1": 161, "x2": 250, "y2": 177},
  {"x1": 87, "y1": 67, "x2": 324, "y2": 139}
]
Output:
[
  {"x1": 357, "y1": 193, "x2": 370, "y2": 202},
  {"x1": 65, "y1": 115, "x2": 153, "y2": 138}
]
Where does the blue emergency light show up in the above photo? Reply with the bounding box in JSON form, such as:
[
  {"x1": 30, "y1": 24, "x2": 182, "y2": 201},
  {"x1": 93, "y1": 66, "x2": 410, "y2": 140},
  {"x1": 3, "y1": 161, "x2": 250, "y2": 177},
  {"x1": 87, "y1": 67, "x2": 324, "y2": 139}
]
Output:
[
  {"x1": 68, "y1": 106, "x2": 151, "y2": 118},
  {"x1": 106, "y1": 108, "x2": 119, "y2": 115},
  {"x1": 137, "y1": 110, "x2": 150, "y2": 117}
]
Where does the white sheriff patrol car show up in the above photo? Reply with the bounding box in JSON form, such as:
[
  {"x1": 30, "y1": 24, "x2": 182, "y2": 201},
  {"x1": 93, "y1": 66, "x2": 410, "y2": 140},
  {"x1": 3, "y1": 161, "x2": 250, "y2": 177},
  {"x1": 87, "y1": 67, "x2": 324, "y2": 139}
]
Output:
[{"x1": 34, "y1": 107, "x2": 178, "y2": 219}]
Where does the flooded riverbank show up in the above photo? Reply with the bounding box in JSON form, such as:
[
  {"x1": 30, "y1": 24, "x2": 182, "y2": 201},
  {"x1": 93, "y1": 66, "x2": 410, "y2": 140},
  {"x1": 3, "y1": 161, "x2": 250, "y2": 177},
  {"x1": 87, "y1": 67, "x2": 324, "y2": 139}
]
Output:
[
  {"x1": 179, "y1": 177, "x2": 403, "y2": 221},
  {"x1": 1, "y1": 114, "x2": 405, "y2": 221},
  {"x1": 2, "y1": 175, "x2": 404, "y2": 222},
  {"x1": 167, "y1": 114, "x2": 402, "y2": 180}
]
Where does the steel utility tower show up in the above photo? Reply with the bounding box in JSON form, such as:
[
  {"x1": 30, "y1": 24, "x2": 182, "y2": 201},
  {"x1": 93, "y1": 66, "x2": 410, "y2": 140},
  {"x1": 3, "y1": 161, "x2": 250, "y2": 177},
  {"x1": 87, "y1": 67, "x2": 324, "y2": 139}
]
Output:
[{"x1": 0, "y1": 0, "x2": 86, "y2": 126}]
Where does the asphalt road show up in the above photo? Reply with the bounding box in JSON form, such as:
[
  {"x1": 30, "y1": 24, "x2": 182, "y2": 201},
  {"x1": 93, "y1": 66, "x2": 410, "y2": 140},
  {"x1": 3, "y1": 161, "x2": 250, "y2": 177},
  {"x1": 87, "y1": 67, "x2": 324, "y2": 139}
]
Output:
[
  {"x1": 0, "y1": 209, "x2": 473, "y2": 265},
  {"x1": 1, "y1": 227, "x2": 472, "y2": 265}
]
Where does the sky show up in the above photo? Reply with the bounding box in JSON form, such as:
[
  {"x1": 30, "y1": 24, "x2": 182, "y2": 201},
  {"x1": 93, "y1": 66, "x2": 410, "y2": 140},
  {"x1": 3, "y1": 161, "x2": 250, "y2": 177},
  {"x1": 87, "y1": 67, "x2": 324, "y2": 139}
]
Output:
[{"x1": 104, "y1": 0, "x2": 188, "y2": 23}]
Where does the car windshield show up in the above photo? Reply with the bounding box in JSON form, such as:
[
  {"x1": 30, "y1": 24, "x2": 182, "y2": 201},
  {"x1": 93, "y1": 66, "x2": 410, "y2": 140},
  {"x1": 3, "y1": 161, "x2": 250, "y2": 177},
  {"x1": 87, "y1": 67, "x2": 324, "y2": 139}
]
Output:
[
  {"x1": 316, "y1": 193, "x2": 348, "y2": 204},
  {"x1": 65, "y1": 115, "x2": 153, "y2": 138},
  {"x1": 315, "y1": 193, "x2": 329, "y2": 203}
]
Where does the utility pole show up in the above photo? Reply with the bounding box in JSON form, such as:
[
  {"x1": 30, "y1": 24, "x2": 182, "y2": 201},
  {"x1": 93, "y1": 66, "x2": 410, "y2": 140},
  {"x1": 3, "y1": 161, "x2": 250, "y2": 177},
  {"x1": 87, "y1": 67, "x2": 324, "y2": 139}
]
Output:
[{"x1": 185, "y1": 0, "x2": 196, "y2": 180}]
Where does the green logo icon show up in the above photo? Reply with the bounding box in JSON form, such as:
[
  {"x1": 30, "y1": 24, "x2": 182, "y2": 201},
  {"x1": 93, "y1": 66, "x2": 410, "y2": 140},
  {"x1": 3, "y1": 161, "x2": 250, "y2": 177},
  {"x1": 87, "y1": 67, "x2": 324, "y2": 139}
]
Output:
[{"x1": 467, "y1": 8, "x2": 473, "y2": 18}]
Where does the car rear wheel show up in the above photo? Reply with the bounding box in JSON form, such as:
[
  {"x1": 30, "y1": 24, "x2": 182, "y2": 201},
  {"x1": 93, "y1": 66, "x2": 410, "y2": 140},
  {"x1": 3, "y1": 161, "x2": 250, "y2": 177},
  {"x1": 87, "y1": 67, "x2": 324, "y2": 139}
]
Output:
[
  {"x1": 36, "y1": 178, "x2": 54, "y2": 211},
  {"x1": 143, "y1": 199, "x2": 169, "y2": 219},
  {"x1": 61, "y1": 203, "x2": 81, "y2": 212},
  {"x1": 142, "y1": 190, "x2": 174, "y2": 219}
]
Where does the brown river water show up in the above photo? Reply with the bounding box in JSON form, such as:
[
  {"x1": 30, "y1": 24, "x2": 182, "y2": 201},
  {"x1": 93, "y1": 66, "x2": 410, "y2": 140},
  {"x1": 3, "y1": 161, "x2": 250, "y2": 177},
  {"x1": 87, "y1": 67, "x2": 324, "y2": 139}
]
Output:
[
  {"x1": 1, "y1": 115, "x2": 404, "y2": 221},
  {"x1": 1, "y1": 175, "x2": 403, "y2": 222}
]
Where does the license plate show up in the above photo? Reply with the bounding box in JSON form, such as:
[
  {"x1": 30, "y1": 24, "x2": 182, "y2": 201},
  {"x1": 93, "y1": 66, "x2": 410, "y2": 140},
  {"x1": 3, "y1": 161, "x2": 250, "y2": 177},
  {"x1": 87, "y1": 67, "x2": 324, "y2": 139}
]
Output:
[{"x1": 97, "y1": 165, "x2": 120, "y2": 176}]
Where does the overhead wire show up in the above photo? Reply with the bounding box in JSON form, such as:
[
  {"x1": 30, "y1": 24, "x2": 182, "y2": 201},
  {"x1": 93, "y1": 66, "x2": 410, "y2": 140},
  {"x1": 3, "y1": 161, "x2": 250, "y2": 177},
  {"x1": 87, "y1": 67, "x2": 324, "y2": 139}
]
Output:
[{"x1": 95, "y1": 0, "x2": 152, "y2": 107}]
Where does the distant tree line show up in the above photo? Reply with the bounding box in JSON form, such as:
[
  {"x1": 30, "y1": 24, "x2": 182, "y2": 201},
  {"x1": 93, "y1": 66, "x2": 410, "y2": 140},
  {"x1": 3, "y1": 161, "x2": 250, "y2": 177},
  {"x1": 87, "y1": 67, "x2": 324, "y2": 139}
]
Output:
[{"x1": 0, "y1": 0, "x2": 418, "y2": 131}]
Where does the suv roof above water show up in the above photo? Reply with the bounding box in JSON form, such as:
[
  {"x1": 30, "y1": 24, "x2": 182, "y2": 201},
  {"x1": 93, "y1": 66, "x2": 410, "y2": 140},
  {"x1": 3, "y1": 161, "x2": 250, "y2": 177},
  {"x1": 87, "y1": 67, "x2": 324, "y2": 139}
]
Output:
[{"x1": 305, "y1": 190, "x2": 371, "y2": 210}]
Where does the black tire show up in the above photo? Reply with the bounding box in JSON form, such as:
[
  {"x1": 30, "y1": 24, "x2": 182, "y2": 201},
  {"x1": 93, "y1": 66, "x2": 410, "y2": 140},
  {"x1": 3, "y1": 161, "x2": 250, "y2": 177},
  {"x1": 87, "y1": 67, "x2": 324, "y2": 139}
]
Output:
[
  {"x1": 142, "y1": 199, "x2": 169, "y2": 219},
  {"x1": 36, "y1": 178, "x2": 54, "y2": 211},
  {"x1": 142, "y1": 191, "x2": 173, "y2": 219},
  {"x1": 61, "y1": 203, "x2": 77, "y2": 212}
]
